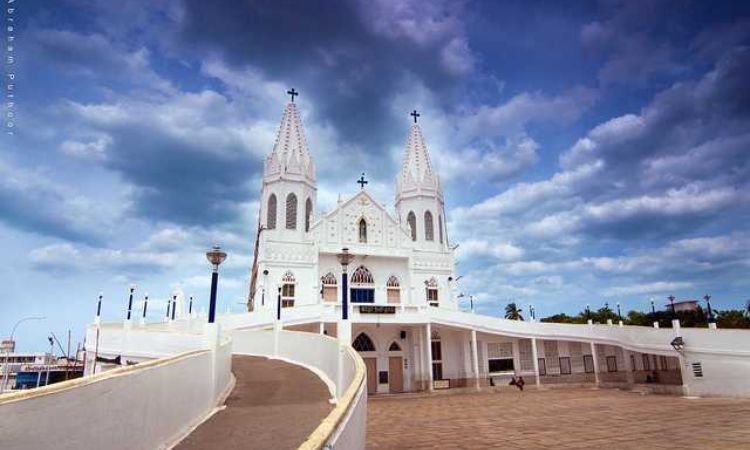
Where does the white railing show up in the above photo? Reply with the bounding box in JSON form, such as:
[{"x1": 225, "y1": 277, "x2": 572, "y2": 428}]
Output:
[
  {"x1": 0, "y1": 345, "x2": 233, "y2": 450},
  {"x1": 230, "y1": 329, "x2": 367, "y2": 450}
]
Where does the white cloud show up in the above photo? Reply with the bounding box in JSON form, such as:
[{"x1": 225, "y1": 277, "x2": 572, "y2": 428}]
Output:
[{"x1": 603, "y1": 281, "x2": 694, "y2": 297}]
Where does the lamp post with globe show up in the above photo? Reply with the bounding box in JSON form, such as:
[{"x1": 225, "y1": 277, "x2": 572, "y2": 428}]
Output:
[{"x1": 206, "y1": 245, "x2": 227, "y2": 324}]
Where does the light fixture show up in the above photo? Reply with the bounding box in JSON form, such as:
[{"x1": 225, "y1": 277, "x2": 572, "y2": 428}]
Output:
[{"x1": 670, "y1": 336, "x2": 684, "y2": 352}]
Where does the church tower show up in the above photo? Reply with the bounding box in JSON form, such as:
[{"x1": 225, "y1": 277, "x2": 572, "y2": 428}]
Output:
[
  {"x1": 259, "y1": 92, "x2": 317, "y2": 239},
  {"x1": 248, "y1": 91, "x2": 317, "y2": 311},
  {"x1": 395, "y1": 111, "x2": 448, "y2": 251}
]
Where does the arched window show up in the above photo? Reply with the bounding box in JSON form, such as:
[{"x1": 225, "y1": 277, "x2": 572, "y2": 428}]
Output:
[
  {"x1": 267, "y1": 194, "x2": 277, "y2": 230},
  {"x1": 439, "y1": 215, "x2": 444, "y2": 244},
  {"x1": 389, "y1": 342, "x2": 402, "y2": 352},
  {"x1": 426, "y1": 277, "x2": 438, "y2": 307},
  {"x1": 305, "y1": 198, "x2": 312, "y2": 232},
  {"x1": 351, "y1": 265, "x2": 374, "y2": 284},
  {"x1": 281, "y1": 271, "x2": 295, "y2": 307},
  {"x1": 321, "y1": 272, "x2": 337, "y2": 303},
  {"x1": 386, "y1": 275, "x2": 400, "y2": 304},
  {"x1": 407, "y1": 211, "x2": 417, "y2": 241},
  {"x1": 358, "y1": 218, "x2": 367, "y2": 243},
  {"x1": 351, "y1": 266, "x2": 374, "y2": 303},
  {"x1": 286, "y1": 193, "x2": 297, "y2": 230},
  {"x1": 353, "y1": 333, "x2": 375, "y2": 352},
  {"x1": 424, "y1": 210, "x2": 434, "y2": 241}
]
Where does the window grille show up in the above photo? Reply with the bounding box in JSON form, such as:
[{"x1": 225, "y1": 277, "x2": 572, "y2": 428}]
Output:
[
  {"x1": 267, "y1": 194, "x2": 277, "y2": 229},
  {"x1": 407, "y1": 211, "x2": 417, "y2": 241},
  {"x1": 424, "y1": 210, "x2": 434, "y2": 241},
  {"x1": 285, "y1": 193, "x2": 297, "y2": 229}
]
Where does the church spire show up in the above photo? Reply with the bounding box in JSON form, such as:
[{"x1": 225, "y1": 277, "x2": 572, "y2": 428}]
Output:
[
  {"x1": 264, "y1": 96, "x2": 315, "y2": 183},
  {"x1": 396, "y1": 112, "x2": 441, "y2": 200}
]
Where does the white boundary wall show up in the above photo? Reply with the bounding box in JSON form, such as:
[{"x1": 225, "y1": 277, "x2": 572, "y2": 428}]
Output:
[{"x1": 0, "y1": 345, "x2": 233, "y2": 450}]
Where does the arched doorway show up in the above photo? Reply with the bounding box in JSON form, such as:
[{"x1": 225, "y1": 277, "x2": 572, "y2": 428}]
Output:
[
  {"x1": 353, "y1": 332, "x2": 377, "y2": 394},
  {"x1": 388, "y1": 341, "x2": 404, "y2": 393}
]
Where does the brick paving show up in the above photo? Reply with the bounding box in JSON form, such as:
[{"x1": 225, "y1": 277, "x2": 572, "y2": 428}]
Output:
[
  {"x1": 367, "y1": 388, "x2": 750, "y2": 450},
  {"x1": 176, "y1": 356, "x2": 332, "y2": 450}
]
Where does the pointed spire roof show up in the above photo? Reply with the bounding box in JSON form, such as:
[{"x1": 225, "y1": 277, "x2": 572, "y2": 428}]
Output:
[
  {"x1": 397, "y1": 123, "x2": 441, "y2": 199},
  {"x1": 264, "y1": 101, "x2": 315, "y2": 183}
]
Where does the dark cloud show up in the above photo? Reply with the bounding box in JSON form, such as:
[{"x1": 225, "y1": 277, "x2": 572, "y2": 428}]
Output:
[{"x1": 177, "y1": 0, "x2": 473, "y2": 162}]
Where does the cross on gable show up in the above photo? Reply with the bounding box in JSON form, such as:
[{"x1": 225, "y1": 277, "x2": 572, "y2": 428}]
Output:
[
  {"x1": 287, "y1": 88, "x2": 299, "y2": 102},
  {"x1": 357, "y1": 173, "x2": 368, "y2": 189},
  {"x1": 410, "y1": 109, "x2": 420, "y2": 123}
]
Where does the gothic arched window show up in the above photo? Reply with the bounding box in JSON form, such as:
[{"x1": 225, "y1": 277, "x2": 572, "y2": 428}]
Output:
[
  {"x1": 424, "y1": 210, "x2": 434, "y2": 241},
  {"x1": 407, "y1": 211, "x2": 417, "y2": 241},
  {"x1": 286, "y1": 193, "x2": 297, "y2": 230},
  {"x1": 281, "y1": 271, "x2": 296, "y2": 307},
  {"x1": 305, "y1": 198, "x2": 312, "y2": 232},
  {"x1": 358, "y1": 218, "x2": 367, "y2": 243},
  {"x1": 389, "y1": 342, "x2": 402, "y2": 352},
  {"x1": 386, "y1": 275, "x2": 401, "y2": 304},
  {"x1": 351, "y1": 265, "x2": 374, "y2": 284},
  {"x1": 321, "y1": 272, "x2": 337, "y2": 303},
  {"x1": 267, "y1": 194, "x2": 277, "y2": 230},
  {"x1": 426, "y1": 277, "x2": 439, "y2": 307},
  {"x1": 438, "y1": 214, "x2": 444, "y2": 244},
  {"x1": 353, "y1": 333, "x2": 376, "y2": 352}
]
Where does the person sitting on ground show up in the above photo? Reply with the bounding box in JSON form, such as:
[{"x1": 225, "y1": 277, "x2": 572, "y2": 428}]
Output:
[
  {"x1": 509, "y1": 376, "x2": 517, "y2": 387},
  {"x1": 516, "y1": 376, "x2": 525, "y2": 391}
]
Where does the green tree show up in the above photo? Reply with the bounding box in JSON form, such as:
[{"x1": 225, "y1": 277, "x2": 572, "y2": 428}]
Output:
[
  {"x1": 716, "y1": 310, "x2": 750, "y2": 329},
  {"x1": 504, "y1": 302, "x2": 524, "y2": 320}
]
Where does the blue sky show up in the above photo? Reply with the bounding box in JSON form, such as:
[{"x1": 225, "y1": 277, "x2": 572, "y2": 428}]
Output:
[{"x1": 2, "y1": 0, "x2": 749, "y2": 352}]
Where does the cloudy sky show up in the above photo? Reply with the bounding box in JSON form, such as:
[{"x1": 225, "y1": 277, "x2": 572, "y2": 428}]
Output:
[{"x1": 2, "y1": 0, "x2": 749, "y2": 351}]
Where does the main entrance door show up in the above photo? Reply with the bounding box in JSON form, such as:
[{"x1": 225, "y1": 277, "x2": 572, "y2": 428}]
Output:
[
  {"x1": 364, "y1": 358, "x2": 377, "y2": 394},
  {"x1": 389, "y1": 357, "x2": 403, "y2": 393}
]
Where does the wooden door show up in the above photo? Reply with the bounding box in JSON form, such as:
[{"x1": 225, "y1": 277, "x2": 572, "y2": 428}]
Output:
[
  {"x1": 389, "y1": 357, "x2": 403, "y2": 393},
  {"x1": 364, "y1": 358, "x2": 377, "y2": 394}
]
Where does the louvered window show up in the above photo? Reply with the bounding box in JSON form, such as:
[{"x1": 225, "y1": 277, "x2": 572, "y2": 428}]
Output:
[
  {"x1": 267, "y1": 194, "x2": 277, "y2": 229},
  {"x1": 407, "y1": 211, "x2": 416, "y2": 241},
  {"x1": 424, "y1": 210, "x2": 434, "y2": 241},
  {"x1": 286, "y1": 193, "x2": 297, "y2": 230},
  {"x1": 305, "y1": 198, "x2": 312, "y2": 232}
]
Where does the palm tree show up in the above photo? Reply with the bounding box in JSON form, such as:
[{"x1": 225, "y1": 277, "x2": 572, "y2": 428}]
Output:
[{"x1": 505, "y1": 302, "x2": 524, "y2": 321}]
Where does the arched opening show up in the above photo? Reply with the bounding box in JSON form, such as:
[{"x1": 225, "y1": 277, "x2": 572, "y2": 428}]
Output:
[
  {"x1": 386, "y1": 275, "x2": 401, "y2": 304},
  {"x1": 350, "y1": 265, "x2": 375, "y2": 303},
  {"x1": 407, "y1": 211, "x2": 417, "y2": 241},
  {"x1": 424, "y1": 210, "x2": 434, "y2": 241},
  {"x1": 281, "y1": 270, "x2": 296, "y2": 307},
  {"x1": 438, "y1": 214, "x2": 444, "y2": 244},
  {"x1": 388, "y1": 341, "x2": 402, "y2": 352},
  {"x1": 267, "y1": 194, "x2": 277, "y2": 230},
  {"x1": 353, "y1": 333, "x2": 376, "y2": 352},
  {"x1": 286, "y1": 193, "x2": 297, "y2": 230},
  {"x1": 305, "y1": 198, "x2": 313, "y2": 232},
  {"x1": 425, "y1": 277, "x2": 439, "y2": 307},
  {"x1": 321, "y1": 272, "x2": 337, "y2": 303},
  {"x1": 358, "y1": 218, "x2": 367, "y2": 243}
]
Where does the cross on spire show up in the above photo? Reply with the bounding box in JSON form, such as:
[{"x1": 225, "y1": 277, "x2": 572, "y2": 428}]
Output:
[
  {"x1": 410, "y1": 109, "x2": 420, "y2": 123},
  {"x1": 357, "y1": 172, "x2": 368, "y2": 190},
  {"x1": 287, "y1": 88, "x2": 299, "y2": 103}
]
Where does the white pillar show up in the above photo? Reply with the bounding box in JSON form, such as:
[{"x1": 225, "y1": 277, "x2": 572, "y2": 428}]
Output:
[
  {"x1": 622, "y1": 348, "x2": 634, "y2": 385},
  {"x1": 425, "y1": 323, "x2": 433, "y2": 391},
  {"x1": 590, "y1": 342, "x2": 600, "y2": 385},
  {"x1": 708, "y1": 322, "x2": 717, "y2": 329},
  {"x1": 471, "y1": 329, "x2": 480, "y2": 391},
  {"x1": 273, "y1": 321, "x2": 282, "y2": 358},
  {"x1": 531, "y1": 338, "x2": 540, "y2": 387},
  {"x1": 319, "y1": 321, "x2": 325, "y2": 335},
  {"x1": 653, "y1": 321, "x2": 659, "y2": 328}
]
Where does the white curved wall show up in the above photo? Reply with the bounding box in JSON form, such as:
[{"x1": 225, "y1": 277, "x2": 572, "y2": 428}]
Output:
[{"x1": 0, "y1": 347, "x2": 233, "y2": 450}]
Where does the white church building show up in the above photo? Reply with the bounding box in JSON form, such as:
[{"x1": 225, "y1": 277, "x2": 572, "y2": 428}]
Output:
[{"x1": 242, "y1": 97, "x2": 723, "y2": 396}]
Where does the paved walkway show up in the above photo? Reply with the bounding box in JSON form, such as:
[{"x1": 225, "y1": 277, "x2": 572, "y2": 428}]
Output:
[
  {"x1": 367, "y1": 388, "x2": 750, "y2": 449},
  {"x1": 177, "y1": 356, "x2": 332, "y2": 450}
]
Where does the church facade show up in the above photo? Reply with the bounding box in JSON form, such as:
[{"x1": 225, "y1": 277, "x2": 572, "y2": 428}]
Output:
[{"x1": 245, "y1": 97, "x2": 693, "y2": 395}]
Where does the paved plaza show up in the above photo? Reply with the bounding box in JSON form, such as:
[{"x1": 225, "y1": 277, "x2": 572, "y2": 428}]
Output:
[{"x1": 367, "y1": 388, "x2": 750, "y2": 449}]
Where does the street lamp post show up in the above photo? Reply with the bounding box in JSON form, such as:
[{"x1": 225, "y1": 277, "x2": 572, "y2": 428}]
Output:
[
  {"x1": 262, "y1": 270, "x2": 269, "y2": 307},
  {"x1": 277, "y1": 287, "x2": 282, "y2": 321},
  {"x1": 529, "y1": 303, "x2": 535, "y2": 321},
  {"x1": 206, "y1": 245, "x2": 228, "y2": 324},
  {"x1": 171, "y1": 294, "x2": 177, "y2": 321},
  {"x1": 616, "y1": 302, "x2": 622, "y2": 322},
  {"x1": 141, "y1": 294, "x2": 149, "y2": 325},
  {"x1": 96, "y1": 292, "x2": 103, "y2": 323},
  {"x1": 336, "y1": 248, "x2": 354, "y2": 321},
  {"x1": 668, "y1": 295, "x2": 677, "y2": 319},
  {"x1": 126, "y1": 285, "x2": 136, "y2": 321},
  {"x1": 704, "y1": 294, "x2": 716, "y2": 329},
  {"x1": 1, "y1": 316, "x2": 46, "y2": 393}
]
